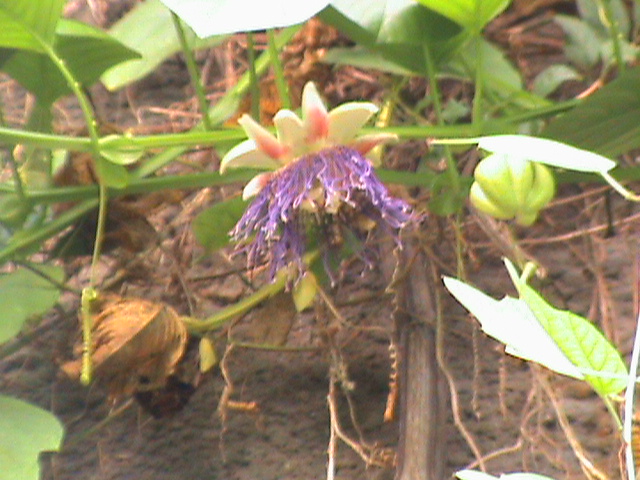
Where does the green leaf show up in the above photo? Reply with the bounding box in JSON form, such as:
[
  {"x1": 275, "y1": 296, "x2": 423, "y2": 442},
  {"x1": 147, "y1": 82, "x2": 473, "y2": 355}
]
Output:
[
  {"x1": 445, "y1": 259, "x2": 629, "y2": 398},
  {"x1": 443, "y1": 276, "x2": 583, "y2": 379},
  {"x1": 192, "y1": 196, "x2": 247, "y2": 252},
  {"x1": 476, "y1": 135, "x2": 617, "y2": 173},
  {"x1": 0, "y1": 395, "x2": 64, "y2": 480},
  {"x1": 322, "y1": 46, "x2": 415, "y2": 76},
  {"x1": 159, "y1": 0, "x2": 329, "y2": 37},
  {"x1": 94, "y1": 157, "x2": 130, "y2": 189},
  {"x1": 321, "y1": 0, "x2": 463, "y2": 73},
  {"x1": 0, "y1": 265, "x2": 63, "y2": 344},
  {"x1": 198, "y1": 337, "x2": 217, "y2": 373},
  {"x1": 413, "y1": 0, "x2": 510, "y2": 30},
  {"x1": 516, "y1": 279, "x2": 627, "y2": 397},
  {"x1": 0, "y1": 0, "x2": 64, "y2": 53},
  {"x1": 542, "y1": 66, "x2": 640, "y2": 157},
  {"x1": 554, "y1": 15, "x2": 603, "y2": 69},
  {"x1": 102, "y1": 0, "x2": 226, "y2": 90},
  {"x1": 99, "y1": 137, "x2": 144, "y2": 165},
  {"x1": 532, "y1": 64, "x2": 581, "y2": 97},
  {"x1": 0, "y1": 19, "x2": 141, "y2": 103},
  {"x1": 292, "y1": 272, "x2": 317, "y2": 312}
]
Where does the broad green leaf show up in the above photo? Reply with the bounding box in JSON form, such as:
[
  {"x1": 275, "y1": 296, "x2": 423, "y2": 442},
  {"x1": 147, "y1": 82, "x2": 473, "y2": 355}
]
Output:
[
  {"x1": 542, "y1": 66, "x2": 640, "y2": 157},
  {"x1": 192, "y1": 196, "x2": 247, "y2": 252},
  {"x1": 445, "y1": 263, "x2": 628, "y2": 398},
  {"x1": 0, "y1": 265, "x2": 63, "y2": 344},
  {"x1": 516, "y1": 279, "x2": 627, "y2": 397},
  {"x1": 0, "y1": 19, "x2": 141, "y2": 103},
  {"x1": 0, "y1": 395, "x2": 64, "y2": 480},
  {"x1": 477, "y1": 135, "x2": 617, "y2": 173},
  {"x1": 532, "y1": 64, "x2": 581, "y2": 97},
  {"x1": 102, "y1": 0, "x2": 226, "y2": 90},
  {"x1": 443, "y1": 276, "x2": 583, "y2": 379},
  {"x1": 413, "y1": 0, "x2": 510, "y2": 30},
  {"x1": 0, "y1": 0, "x2": 64, "y2": 53},
  {"x1": 160, "y1": 0, "x2": 329, "y2": 37},
  {"x1": 321, "y1": 0, "x2": 463, "y2": 72}
]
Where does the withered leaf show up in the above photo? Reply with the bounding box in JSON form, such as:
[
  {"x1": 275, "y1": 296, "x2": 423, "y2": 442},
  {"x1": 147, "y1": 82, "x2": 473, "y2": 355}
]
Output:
[
  {"x1": 231, "y1": 291, "x2": 296, "y2": 346},
  {"x1": 63, "y1": 295, "x2": 188, "y2": 400}
]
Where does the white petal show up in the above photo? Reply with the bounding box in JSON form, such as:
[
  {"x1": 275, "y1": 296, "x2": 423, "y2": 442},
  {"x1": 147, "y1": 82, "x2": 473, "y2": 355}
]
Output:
[
  {"x1": 238, "y1": 114, "x2": 288, "y2": 159},
  {"x1": 220, "y1": 139, "x2": 280, "y2": 173},
  {"x1": 242, "y1": 172, "x2": 272, "y2": 199},
  {"x1": 327, "y1": 102, "x2": 378, "y2": 143},
  {"x1": 349, "y1": 133, "x2": 398, "y2": 153},
  {"x1": 301, "y1": 82, "x2": 329, "y2": 142},
  {"x1": 274, "y1": 109, "x2": 305, "y2": 149}
]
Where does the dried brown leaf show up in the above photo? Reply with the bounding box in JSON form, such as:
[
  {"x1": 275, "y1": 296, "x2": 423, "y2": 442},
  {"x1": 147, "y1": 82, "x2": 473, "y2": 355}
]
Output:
[{"x1": 63, "y1": 295, "x2": 188, "y2": 400}]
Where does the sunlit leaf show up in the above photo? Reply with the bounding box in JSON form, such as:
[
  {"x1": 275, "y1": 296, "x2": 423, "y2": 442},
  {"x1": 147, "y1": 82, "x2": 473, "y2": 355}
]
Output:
[
  {"x1": 0, "y1": 0, "x2": 64, "y2": 53},
  {"x1": 0, "y1": 19, "x2": 141, "y2": 103},
  {"x1": 443, "y1": 276, "x2": 583, "y2": 379},
  {"x1": 413, "y1": 0, "x2": 510, "y2": 30},
  {"x1": 515, "y1": 277, "x2": 627, "y2": 397},
  {"x1": 321, "y1": 0, "x2": 463, "y2": 72},
  {"x1": 444, "y1": 259, "x2": 629, "y2": 398},
  {"x1": 0, "y1": 265, "x2": 63, "y2": 344},
  {"x1": 0, "y1": 395, "x2": 64, "y2": 480},
  {"x1": 543, "y1": 66, "x2": 640, "y2": 157},
  {"x1": 102, "y1": 0, "x2": 226, "y2": 90},
  {"x1": 192, "y1": 196, "x2": 247, "y2": 252},
  {"x1": 477, "y1": 135, "x2": 617, "y2": 173},
  {"x1": 160, "y1": 0, "x2": 329, "y2": 37}
]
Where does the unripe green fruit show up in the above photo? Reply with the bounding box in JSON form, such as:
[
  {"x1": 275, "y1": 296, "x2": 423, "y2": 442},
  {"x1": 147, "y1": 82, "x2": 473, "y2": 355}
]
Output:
[
  {"x1": 469, "y1": 182, "x2": 516, "y2": 219},
  {"x1": 526, "y1": 162, "x2": 555, "y2": 212},
  {"x1": 469, "y1": 154, "x2": 556, "y2": 226}
]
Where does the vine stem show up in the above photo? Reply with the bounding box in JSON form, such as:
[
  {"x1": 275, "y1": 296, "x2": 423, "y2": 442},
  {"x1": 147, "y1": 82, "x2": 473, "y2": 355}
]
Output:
[
  {"x1": 39, "y1": 37, "x2": 105, "y2": 384},
  {"x1": 600, "y1": 170, "x2": 640, "y2": 201},
  {"x1": 171, "y1": 12, "x2": 213, "y2": 130},
  {"x1": 246, "y1": 32, "x2": 260, "y2": 121},
  {"x1": 595, "y1": 0, "x2": 625, "y2": 73},
  {"x1": 267, "y1": 29, "x2": 291, "y2": 109},
  {"x1": 39, "y1": 43, "x2": 106, "y2": 291},
  {"x1": 423, "y1": 43, "x2": 460, "y2": 195}
]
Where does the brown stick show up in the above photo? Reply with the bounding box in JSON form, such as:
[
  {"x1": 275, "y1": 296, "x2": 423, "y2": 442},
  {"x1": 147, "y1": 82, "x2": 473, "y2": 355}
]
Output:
[{"x1": 387, "y1": 230, "x2": 447, "y2": 480}]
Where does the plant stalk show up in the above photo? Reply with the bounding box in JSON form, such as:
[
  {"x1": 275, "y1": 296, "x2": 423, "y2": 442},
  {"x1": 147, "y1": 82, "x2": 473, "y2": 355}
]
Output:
[{"x1": 171, "y1": 12, "x2": 213, "y2": 130}]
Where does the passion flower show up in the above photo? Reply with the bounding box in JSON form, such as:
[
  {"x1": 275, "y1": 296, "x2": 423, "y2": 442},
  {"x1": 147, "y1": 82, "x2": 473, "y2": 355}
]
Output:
[
  {"x1": 469, "y1": 153, "x2": 555, "y2": 226},
  {"x1": 220, "y1": 82, "x2": 413, "y2": 281}
]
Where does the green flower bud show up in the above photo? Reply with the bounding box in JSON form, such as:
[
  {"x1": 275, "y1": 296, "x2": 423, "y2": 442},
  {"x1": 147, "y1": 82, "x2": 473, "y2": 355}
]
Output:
[{"x1": 469, "y1": 154, "x2": 555, "y2": 226}]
